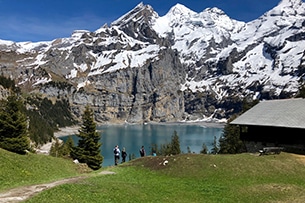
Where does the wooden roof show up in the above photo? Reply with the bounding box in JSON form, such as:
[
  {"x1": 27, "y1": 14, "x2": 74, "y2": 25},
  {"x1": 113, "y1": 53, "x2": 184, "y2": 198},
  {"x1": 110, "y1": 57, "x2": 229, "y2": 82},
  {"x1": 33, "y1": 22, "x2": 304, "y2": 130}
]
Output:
[{"x1": 230, "y1": 98, "x2": 305, "y2": 129}]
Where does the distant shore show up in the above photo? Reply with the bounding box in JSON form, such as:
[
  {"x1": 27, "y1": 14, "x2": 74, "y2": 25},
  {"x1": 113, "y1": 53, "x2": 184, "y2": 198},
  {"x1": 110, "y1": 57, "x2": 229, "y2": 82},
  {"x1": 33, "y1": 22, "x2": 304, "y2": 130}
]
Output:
[
  {"x1": 54, "y1": 126, "x2": 79, "y2": 138},
  {"x1": 54, "y1": 121, "x2": 226, "y2": 138},
  {"x1": 40, "y1": 121, "x2": 226, "y2": 154},
  {"x1": 147, "y1": 120, "x2": 226, "y2": 127}
]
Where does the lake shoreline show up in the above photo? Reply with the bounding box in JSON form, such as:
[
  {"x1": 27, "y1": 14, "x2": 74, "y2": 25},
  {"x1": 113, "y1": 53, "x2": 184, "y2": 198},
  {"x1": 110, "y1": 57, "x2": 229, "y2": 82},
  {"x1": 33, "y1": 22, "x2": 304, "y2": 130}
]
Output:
[
  {"x1": 38, "y1": 121, "x2": 225, "y2": 157},
  {"x1": 54, "y1": 121, "x2": 226, "y2": 138}
]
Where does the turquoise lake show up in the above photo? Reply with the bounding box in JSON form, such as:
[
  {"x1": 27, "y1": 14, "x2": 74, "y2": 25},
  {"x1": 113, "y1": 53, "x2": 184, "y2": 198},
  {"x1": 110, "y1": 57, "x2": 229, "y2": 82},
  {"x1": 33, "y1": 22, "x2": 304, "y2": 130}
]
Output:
[{"x1": 61, "y1": 123, "x2": 224, "y2": 167}]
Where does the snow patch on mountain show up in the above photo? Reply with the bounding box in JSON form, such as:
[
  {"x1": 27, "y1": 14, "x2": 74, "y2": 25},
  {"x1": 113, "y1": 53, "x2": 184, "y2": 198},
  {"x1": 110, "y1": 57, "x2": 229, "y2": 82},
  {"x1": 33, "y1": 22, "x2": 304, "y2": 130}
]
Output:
[{"x1": 1, "y1": 0, "x2": 305, "y2": 101}]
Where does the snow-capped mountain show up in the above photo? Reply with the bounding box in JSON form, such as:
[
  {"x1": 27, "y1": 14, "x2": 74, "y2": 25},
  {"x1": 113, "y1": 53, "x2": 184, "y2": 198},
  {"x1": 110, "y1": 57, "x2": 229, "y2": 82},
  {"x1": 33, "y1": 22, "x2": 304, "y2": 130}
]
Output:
[{"x1": 0, "y1": 0, "x2": 304, "y2": 123}]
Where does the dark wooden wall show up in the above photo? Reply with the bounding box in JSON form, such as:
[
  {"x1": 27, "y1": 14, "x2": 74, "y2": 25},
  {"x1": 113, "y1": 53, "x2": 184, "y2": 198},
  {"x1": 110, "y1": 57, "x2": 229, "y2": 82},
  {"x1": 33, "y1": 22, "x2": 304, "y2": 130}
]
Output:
[{"x1": 239, "y1": 125, "x2": 305, "y2": 154}]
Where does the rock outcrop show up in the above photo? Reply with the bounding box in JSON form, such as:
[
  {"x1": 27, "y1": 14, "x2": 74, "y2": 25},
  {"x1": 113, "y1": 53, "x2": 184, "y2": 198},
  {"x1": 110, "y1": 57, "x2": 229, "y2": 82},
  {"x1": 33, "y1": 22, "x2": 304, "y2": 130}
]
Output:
[{"x1": 1, "y1": 1, "x2": 305, "y2": 124}]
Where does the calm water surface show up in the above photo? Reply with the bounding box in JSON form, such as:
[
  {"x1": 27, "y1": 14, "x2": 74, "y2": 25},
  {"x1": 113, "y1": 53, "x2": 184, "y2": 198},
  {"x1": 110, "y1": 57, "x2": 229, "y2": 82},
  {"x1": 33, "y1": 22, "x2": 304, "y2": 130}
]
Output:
[{"x1": 61, "y1": 123, "x2": 224, "y2": 167}]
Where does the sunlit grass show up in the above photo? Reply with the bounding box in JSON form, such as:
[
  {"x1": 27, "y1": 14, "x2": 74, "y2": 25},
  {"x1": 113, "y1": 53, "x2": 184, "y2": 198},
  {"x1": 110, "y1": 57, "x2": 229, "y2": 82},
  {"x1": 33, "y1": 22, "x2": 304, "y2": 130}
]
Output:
[
  {"x1": 0, "y1": 148, "x2": 83, "y2": 191},
  {"x1": 22, "y1": 152, "x2": 305, "y2": 203}
]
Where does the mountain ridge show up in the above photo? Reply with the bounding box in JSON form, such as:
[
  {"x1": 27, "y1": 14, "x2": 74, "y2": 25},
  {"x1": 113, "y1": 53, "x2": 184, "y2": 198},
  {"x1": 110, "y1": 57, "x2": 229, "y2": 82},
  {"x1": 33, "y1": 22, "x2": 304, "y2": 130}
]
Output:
[{"x1": 0, "y1": 1, "x2": 304, "y2": 124}]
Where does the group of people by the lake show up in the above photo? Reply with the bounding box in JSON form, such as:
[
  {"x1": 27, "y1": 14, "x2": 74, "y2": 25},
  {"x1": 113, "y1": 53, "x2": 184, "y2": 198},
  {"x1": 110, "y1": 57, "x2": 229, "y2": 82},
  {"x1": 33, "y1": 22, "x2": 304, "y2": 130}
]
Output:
[{"x1": 113, "y1": 145, "x2": 146, "y2": 165}]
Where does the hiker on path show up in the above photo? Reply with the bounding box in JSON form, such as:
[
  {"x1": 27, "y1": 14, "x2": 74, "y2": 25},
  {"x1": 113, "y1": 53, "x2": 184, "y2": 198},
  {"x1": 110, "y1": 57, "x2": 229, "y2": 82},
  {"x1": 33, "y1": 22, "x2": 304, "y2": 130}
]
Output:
[
  {"x1": 121, "y1": 147, "x2": 127, "y2": 163},
  {"x1": 139, "y1": 145, "x2": 145, "y2": 157},
  {"x1": 113, "y1": 145, "x2": 120, "y2": 165}
]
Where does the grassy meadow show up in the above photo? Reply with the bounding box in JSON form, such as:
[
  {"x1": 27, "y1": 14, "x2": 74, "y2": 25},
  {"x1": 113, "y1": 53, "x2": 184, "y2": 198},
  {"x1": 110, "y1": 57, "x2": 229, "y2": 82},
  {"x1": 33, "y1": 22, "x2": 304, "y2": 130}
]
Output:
[
  {"x1": 1, "y1": 148, "x2": 305, "y2": 202},
  {"x1": 0, "y1": 148, "x2": 86, "y2": 191}
]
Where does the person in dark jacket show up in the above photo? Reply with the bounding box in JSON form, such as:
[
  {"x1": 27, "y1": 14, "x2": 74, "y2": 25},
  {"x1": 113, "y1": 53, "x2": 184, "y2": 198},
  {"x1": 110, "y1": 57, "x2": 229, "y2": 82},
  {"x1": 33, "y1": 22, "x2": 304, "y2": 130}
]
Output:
[
  {"x1": 139, "y1": 145, "x2": 145, "y2": 157},
  {"x1": 121, "y1": 147, "x2": 127, "y2": 163}
]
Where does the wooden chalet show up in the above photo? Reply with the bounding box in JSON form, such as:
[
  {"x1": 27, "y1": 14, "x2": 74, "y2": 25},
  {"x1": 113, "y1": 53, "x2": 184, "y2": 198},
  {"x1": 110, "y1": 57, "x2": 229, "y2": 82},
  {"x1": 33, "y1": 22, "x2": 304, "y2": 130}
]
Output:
[{"x1": 230, "y1": 98, "x2": 305, "y2": 154}]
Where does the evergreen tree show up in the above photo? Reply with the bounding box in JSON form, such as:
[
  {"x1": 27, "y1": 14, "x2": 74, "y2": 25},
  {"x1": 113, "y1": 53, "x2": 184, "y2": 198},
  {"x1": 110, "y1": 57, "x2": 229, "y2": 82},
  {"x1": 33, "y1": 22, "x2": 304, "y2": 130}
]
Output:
[
  {"x1": 159, "y1": 143, "x2": 171, "y2": 156},
  {"x1": 0, "y1": 75, "x2": 20, "y2": 93},
  {"x1": 0, "y1": 94, "x2": 30, "y2": 154},
  {"x1": 241, "y1": 99, "x2": 259, "y2": 113},
  {"x1": 150, "y1": 143, "x2": 158, "y2": 155},
  {"x1": 210, "y1": 136, "x2": 219, "y2": 154},
  {"x1": 70, "y1": 106, "x2": 103, "y2": 170},
  {"x1": 187, "y1": 146, "x2": 191, "y2": 153},
  {"x1": 64, "y1": 136, "x2": 74, "y2": 155},
  {"x1": 170, "y1": 131, "x2": 181, "y2": 155},
  {"x1": 157, "y1": 131, "x2": 181, "y2": 156},
  {"x1": 218, "y1": 119, "x2": 246, "y2": 154},
  {"x1": 218, "y1": 99, "x2": 256, "y2": 154},
  {"x1": 200, "y1": 143, "x2": 208, "y2": 154},
  {"x1": 49, "y1": 138, "x2": 62, "y2": 157},
  {"x1": 26, "y1": 96, "x2": 77, "y2": 145},
  {"x1": 49, "y1": 137, "x2": 74, "y2": 158},
  {"x1": 129, "y1": 153, "x2": 136, "y2": 161}
]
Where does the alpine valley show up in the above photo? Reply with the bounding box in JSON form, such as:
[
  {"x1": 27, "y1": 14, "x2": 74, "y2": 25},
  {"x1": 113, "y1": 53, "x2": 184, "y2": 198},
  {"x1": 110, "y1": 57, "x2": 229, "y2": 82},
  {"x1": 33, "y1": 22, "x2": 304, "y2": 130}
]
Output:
[{"x1": 1, "y1": 0, "x2": 305, "y2": 124}]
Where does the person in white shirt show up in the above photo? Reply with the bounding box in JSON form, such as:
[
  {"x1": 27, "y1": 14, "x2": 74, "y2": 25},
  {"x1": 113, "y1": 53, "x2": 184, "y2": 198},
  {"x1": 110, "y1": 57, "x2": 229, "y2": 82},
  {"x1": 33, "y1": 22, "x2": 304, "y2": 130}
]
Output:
[{"x1": 113, "y1": 145, "x2": 120, "y2": 165}]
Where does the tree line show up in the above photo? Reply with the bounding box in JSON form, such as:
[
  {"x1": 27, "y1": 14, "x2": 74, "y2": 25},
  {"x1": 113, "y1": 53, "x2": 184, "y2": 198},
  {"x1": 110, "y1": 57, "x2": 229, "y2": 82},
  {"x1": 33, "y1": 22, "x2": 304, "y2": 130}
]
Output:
[
  {"x1": 0, "y1": 90, "x2": 248, "y2": 171},
  {"x1": 4, "y1": 73, "x2": 290, "y2": 170},
  {"x1": 0, "y1": 90, "x2": 247, "y2": 170}
]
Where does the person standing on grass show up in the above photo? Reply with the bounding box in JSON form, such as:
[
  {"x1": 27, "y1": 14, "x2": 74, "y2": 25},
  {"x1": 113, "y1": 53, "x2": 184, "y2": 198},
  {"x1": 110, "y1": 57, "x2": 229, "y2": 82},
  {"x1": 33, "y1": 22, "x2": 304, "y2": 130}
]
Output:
[
  {"x1": 121, "y1": 147, "x2": 127, "y2": 163},
  {"x1": 139, "y1": 145, "x2": 145, "y2": 157},
  {"x1": 113, "y1": 145, "x2": 120, "y2": 165}
]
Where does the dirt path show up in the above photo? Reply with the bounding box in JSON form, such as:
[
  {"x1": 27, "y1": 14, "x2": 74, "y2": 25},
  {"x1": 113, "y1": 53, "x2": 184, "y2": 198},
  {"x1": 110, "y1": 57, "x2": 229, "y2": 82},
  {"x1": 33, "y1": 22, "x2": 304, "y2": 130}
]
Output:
[{"x1": 0, "y1": 171, "x2": 115, "y2": 203}]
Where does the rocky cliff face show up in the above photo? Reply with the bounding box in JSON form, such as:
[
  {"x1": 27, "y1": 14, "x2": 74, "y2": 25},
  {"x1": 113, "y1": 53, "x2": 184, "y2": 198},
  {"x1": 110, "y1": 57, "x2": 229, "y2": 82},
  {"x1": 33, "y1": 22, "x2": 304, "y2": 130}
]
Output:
[{"x1": 0, "y1": 0, "x2": 305, "y2": 124}]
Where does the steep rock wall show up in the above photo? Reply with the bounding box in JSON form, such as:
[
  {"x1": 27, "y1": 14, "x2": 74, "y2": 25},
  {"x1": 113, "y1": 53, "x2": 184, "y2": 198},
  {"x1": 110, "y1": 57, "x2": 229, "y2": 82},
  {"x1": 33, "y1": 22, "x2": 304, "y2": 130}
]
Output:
[{"x1": 38, "y1": 48, "x2": 186, "y2": 124}]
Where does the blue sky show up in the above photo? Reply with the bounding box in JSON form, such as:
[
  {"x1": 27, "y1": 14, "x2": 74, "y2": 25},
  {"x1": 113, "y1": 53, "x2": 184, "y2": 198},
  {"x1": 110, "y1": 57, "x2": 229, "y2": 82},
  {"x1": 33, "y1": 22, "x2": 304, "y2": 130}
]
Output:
[{"x1": 0, "y1": 0, "x2": 282, "y2": 42}]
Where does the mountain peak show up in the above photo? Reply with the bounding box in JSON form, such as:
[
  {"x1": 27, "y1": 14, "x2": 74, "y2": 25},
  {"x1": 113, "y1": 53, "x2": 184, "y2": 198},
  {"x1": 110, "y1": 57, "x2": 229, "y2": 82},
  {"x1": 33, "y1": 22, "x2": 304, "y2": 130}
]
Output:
[
  {"x1": 277, "y1": 0, "x2": 304, "y2": 10},
  {"x1": 1, "y1": 1, "x2": 305, "y2": 124},
  {"x1": 166, "y1": 3, "x2": 196, "y2": 17},
  {"x1": 203, "y1": 7, "x2": 225, "y2": 15},
  {"x1": 279, "y1": 0, "x2": 303, "y2": 6},
  {"x1": 267, "y1": 0, "x2": 305, "y2": 17},
  {"x1": 131, "y1": 2, "x2": 146, "y2": 11},
  {"x1": 111, "y1": 2, "x2": 157, "y2": 27}
]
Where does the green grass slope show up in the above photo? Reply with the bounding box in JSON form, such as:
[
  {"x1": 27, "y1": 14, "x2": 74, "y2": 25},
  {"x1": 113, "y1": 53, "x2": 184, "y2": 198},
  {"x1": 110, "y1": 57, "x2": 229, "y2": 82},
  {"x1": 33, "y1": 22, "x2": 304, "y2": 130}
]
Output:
[
  {"x1": 0, "y1": 148, "x2": 84, "y2": 191},
  {"x1": 26, "y1": 153, "x2": 305, "y2": 203}
]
